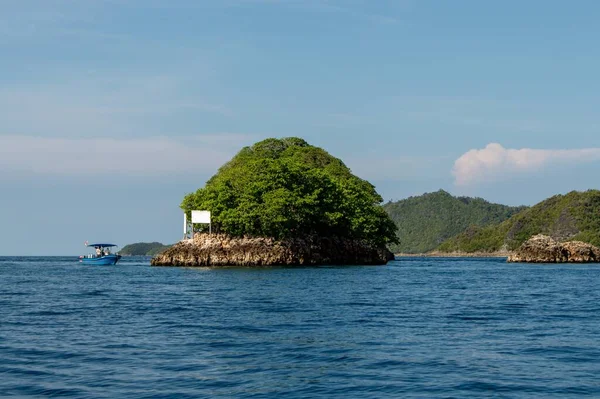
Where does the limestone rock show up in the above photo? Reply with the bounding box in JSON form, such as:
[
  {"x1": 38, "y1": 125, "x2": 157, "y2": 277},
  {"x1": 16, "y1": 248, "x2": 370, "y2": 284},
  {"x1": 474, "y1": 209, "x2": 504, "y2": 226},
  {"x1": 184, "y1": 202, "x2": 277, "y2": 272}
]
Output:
[
  {"x1": 507, "y1": 234, "x2": 600, "y2": 263},
  {"x1": 151, "y1": 233, "x2": 394, "y2": 267},
  {"x1": 561, "y1": 240, "x2": 600, "y2": 262}
]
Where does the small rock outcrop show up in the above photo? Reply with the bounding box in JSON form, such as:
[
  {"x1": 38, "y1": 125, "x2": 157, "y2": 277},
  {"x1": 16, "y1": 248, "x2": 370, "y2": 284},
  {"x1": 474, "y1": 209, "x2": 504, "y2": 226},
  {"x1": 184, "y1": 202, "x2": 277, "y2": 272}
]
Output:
[
  {"x1": 507, "y1": 234, "x2": 600, "y2": 263},
  {"x1": 151, "y1": 233, "x2": 395, "y2": 267}
]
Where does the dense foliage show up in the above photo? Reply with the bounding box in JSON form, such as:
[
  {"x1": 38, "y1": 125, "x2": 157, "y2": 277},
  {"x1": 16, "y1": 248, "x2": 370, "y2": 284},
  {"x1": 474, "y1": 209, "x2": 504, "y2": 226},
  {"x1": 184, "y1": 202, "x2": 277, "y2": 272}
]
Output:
[
  {"x1": 181, "y1": 137, "x2": 398, "y2": 247},
  {"x1": 383, "y1": 190, "x2": 527, "y2": 253},
  {"x1": 120, "y1": 242, "x2": 171, "y2": 256},
  {"x1": 438, "y1": 190, "x2": 600, "y2": 252}
]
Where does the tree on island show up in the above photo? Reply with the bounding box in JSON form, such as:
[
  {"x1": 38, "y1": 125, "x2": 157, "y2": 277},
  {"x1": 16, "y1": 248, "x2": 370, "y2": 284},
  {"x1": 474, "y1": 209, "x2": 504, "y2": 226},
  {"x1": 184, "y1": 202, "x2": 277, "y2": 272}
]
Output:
[{"x1": 181, "y1": 137, "x2": 398, "y2": 248}]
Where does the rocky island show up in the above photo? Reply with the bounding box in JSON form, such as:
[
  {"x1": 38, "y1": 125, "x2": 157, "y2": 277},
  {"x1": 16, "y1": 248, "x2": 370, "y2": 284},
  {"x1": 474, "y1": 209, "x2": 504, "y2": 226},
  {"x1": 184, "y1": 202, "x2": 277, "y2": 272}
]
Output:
[
  {"x1": 508, "y1": 234, "x2": 600, "y2": 263},
  {"x1": 151, "y1": 137, "x2": 397, "y2": 267},
  {"x1": 151, "y1": 233, "x2": 393, "y2": 266}
]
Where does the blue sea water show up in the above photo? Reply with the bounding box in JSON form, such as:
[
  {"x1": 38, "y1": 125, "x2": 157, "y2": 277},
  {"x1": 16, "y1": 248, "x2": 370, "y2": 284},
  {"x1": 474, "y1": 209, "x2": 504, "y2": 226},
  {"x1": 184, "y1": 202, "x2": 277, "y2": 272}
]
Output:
[{"x1": 1, "y1": 256, "x2": 600, "y2": 398}]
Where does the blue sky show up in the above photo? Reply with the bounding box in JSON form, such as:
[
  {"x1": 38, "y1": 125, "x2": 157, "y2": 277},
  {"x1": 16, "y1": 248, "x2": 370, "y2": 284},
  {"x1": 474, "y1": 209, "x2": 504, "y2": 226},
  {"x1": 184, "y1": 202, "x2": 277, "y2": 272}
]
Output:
[{"x1": 2, "y1": 0, "x2": 600, "y2": 255}]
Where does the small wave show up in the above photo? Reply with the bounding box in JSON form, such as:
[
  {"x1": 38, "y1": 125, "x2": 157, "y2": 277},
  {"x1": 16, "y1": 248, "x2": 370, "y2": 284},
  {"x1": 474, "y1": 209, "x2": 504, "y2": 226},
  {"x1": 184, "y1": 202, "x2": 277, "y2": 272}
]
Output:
[
  {"x1": 72, "y1": 289, "x2": 112, "y2": 297},
  {"x1": 8, "y1": 385, "x2": 87, "y2": 398},
  {"x1": 25, "y1": 310, "x2": 75, "y2": 317}
]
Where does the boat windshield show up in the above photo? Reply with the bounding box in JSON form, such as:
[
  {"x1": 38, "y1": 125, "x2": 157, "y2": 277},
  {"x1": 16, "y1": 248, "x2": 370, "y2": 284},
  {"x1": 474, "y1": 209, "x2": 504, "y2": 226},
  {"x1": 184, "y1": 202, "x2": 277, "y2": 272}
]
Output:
[{"x1": 85, "y1": 243, "x2": 119, "y2": 257}]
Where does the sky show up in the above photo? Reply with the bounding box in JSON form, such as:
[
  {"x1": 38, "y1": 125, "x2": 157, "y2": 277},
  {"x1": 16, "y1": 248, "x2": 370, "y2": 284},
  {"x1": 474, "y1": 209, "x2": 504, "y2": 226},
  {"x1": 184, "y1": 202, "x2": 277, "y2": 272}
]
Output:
[{"x1": 1, "y1": 0, "x2": 600, "y2": 255}]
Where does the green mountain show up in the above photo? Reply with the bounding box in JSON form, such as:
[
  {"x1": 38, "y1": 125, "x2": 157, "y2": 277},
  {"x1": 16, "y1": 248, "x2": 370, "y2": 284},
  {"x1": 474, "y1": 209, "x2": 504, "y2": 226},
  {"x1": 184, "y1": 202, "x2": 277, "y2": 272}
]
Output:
[
  {"x1": 120, "y1": 242, "x2": 171, "y2": 256},
  {"x1": 438, "y1": 190, "x2": 600, "y2": 253},
  {"x1": 383, "y1": 190, "x2": 527, "y2": 253}
]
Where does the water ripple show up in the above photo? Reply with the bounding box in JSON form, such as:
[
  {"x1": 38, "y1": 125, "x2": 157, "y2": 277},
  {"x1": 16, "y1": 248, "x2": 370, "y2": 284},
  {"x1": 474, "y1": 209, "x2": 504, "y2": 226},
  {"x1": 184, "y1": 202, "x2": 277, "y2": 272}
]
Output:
[{"x1": 1, "y1": 256, "x2": 600, "y2": 398}]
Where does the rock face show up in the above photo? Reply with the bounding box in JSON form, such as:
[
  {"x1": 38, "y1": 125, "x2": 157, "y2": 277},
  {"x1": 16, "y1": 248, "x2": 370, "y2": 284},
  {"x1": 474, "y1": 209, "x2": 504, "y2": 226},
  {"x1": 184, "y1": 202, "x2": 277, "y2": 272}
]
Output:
[
  {"x1": 507, "y1": 234, "x2": 600, "y2": 263},
  {"x1": 151, "y1": 233, "x2": 395, "y2": 267}
]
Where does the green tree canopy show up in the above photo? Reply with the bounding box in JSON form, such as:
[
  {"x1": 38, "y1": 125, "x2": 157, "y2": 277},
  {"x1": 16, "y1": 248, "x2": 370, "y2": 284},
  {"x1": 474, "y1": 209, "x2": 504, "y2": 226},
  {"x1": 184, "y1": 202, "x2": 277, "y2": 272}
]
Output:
[{"x1": 181, "y1": 137, "x2": 397, "y2": 247}]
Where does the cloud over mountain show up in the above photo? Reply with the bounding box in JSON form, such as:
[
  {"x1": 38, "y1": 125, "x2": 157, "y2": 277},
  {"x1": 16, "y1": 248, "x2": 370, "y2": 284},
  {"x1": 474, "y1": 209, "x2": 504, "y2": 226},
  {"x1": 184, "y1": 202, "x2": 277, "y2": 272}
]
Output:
[{"x1": 453, "y1": 143, "x2": 600, "y2": 186}]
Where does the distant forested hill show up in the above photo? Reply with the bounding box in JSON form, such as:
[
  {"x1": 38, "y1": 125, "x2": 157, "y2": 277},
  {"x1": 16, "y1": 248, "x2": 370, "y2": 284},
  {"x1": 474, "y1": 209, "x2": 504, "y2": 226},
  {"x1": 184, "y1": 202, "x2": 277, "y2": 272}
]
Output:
[
  {"x1": 438, "y1": 190, "x2": 600, "y2": 253},
  {"x1": 120, "y1": 242, "x2": 171, "y2": 256},
  {"x1": 383, "y1": 190, "x2": 527, "y2": 253}
]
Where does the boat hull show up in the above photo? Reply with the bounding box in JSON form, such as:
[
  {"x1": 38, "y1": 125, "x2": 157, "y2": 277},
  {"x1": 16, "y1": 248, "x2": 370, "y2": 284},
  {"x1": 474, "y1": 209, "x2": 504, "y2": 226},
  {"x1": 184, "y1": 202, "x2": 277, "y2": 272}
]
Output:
[{"x1": 80, "y1": 254, "x2": 122, "y2": 265}]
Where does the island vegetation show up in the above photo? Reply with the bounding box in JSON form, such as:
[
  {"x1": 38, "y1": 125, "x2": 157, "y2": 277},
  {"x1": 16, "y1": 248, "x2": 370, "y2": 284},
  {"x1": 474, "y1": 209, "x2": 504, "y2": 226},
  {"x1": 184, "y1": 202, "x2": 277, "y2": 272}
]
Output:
[
  {"x1": 153, "y1": 137, "x2": 397, "y2": 266},
  {"x1": 383, "y1": 190, "x2": 527, "y2": 253},
  {"x1": 181, "y1": 137, "x2": 397, "y2": 247},
  {"x1": 438, "y1": 190, "x2": 600, "y2": 253},
  {"x1": 121, "y1": 242, "x2": 171, "y2": 256}
]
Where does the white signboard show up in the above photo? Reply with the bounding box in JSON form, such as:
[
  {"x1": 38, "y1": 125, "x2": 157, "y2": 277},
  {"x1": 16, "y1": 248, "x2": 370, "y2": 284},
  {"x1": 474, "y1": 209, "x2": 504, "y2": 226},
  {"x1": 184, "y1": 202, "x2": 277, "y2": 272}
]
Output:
[{"x1": 191, "y1": 210, "x2": 211, "y2": 224}]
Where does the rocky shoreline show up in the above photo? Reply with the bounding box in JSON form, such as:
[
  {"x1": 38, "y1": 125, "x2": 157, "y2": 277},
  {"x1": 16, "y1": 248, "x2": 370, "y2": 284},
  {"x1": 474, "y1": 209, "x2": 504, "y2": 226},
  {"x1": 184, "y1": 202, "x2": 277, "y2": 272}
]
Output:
[
  {"x1": 151, "y1": 233, "x2": 394, "y2": 267},
  {"x1": 397, "y1": 235, "x2": 600, "y2": 263},
  {"x1": 395, "y1": 251, "x2": 511, "y2": 258},
  {"x1": 149, "y1": 233, "x2": 600, "y2": 266},
  {"x1": 508, "y1": 235, "x2": 600, "y2": 263}
]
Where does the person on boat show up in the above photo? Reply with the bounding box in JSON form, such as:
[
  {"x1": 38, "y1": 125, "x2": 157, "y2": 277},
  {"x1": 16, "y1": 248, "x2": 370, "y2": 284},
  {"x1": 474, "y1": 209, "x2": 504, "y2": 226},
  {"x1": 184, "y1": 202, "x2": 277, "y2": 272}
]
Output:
[{"x1": 96, "y1": 247, "x2": 102, "y2": 257}]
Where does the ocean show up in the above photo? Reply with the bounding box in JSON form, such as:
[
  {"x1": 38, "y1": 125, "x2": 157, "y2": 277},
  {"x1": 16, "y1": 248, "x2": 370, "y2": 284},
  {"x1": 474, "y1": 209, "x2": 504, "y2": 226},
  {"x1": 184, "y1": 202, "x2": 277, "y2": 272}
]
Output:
[{"x1": 1, "y1": 256, "x2": 599, "y2": 398}]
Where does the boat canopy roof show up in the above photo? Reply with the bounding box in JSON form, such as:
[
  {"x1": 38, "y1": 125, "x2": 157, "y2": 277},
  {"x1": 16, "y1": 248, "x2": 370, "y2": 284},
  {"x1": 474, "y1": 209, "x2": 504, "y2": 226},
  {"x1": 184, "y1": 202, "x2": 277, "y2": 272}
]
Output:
[{"x1": 87, "y1": 243, "x2": 117, "y2": 248}]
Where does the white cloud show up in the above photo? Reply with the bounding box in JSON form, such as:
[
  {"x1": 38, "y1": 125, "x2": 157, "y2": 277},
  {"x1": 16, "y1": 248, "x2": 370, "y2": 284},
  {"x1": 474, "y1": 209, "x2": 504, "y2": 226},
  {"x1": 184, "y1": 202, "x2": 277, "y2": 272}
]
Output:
[
  {"x1": 453, "y1": 143, "x2": 600, "y2": 186},
  {"x1": 0, "y1": 135, "x2": 253, "y2": 177}
]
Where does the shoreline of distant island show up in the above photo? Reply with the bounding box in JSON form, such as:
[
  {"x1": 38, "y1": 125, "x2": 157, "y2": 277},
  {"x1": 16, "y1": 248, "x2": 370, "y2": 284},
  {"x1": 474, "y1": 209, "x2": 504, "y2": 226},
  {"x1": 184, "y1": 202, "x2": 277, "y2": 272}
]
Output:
[{"x1": 395, "y1": 251, "x2": 511, "y2": 258}]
